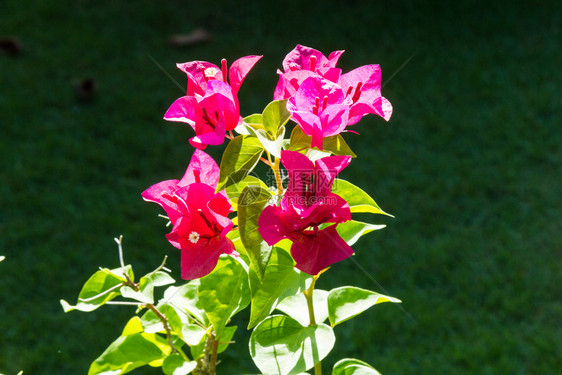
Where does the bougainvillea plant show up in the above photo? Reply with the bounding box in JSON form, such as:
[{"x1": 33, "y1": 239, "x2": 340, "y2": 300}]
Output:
[{"x1": 62, "y1": 44, "x2": 401, "y2": 375}]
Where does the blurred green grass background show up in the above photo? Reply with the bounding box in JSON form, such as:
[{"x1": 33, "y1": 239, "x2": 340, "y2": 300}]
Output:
[{"x1": 1, "y1": 0, "x2": 560, "y2": 373}]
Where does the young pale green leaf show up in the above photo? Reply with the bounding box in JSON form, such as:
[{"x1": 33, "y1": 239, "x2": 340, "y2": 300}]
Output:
[
  {"x1": 262, "y1": 99, "x2": 290, "y2": 137},
  {"x1": 217, "y1": 135, "x2": 264, "y2": 191},
  {"x1": 244, "y1": 123, "x2": 286, "y2": 158},
  {"x1": 248, "y1": 246, "x2": 312, "y2": 329},
  {"x1": 189, "y1": 325, "x2": 237, "y2": 360},
  {"x1": 327, "y1": 286, "x2": 401, "y2": 327},
  {"x1": 225, "y1": 175, "x2": 269, "y2": 211},
  {"x1": 332, "y1": 179, "x2": 392, "y2": 216},
  {"x1": 244, "y1": 113, "x2": 264, "y2": 126},
  {"x1": 238, "y1": 185, "x2": 274, "y2": 282},
  {"x1": 60, "y1": 265, "x2": 133, "y2": 313},
  {"x1": 120, "y1": 271, "x2": 175, "y2": 304},
  {"x1": 249, "y1": 315, "x2": 335, "y2": 375},
  {"x1": 276, "y1": 290, "x2": 329, "y2": 327},
  {"x1": 162, "y1": 354, "x2": 197, "y2": 375},
  {"x1": 88, "y1": 317, "x2": 171, "y2": 375},
  {"x1": 181, "y1": 324, "x2": 208, "y2": 346},
  {"x1": 289, "y1": 126, "x2": 356, "y2": 157},
  {"x1": 0, "y1": 255, "x2": 4, "y2": 262},
  {"x1": 332, "y1": 358, "x2": 381, "y2": 375},
  {"x1": 163, "y1": 281, "x2": 209, "y2": 326},
  {"x1": 197, "y1": 256, "x2": 250, "y2": 335},
  {"x1": 336, "y1": 221, "x2": 386, "y2": 246}
]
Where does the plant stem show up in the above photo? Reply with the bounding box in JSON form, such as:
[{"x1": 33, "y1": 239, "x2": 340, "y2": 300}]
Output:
[
  {"x1": 303, "y1": 273, "x2": 322, "y2": 375},
  {"x1": 272, "y1": 157, "x2": 283, "y2": 197},
  {"x1": 209, "y1": 333, "x2": 219, "y2": 375}
]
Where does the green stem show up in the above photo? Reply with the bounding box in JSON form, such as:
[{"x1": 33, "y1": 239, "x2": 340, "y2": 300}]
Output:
[
  {"x1": 303, "y1": 273, "x2": 322, "y2": 375},
  {"x1": 272, "y1": 157, "x2": 283, "y2": 197}
]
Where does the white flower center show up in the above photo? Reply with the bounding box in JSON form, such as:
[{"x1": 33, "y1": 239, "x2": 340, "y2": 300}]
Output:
[
  {"x1": 204, "y1": 67, "x2": 220, "y2": 78},
  {"x1": 188, "y1": 231, "x2": 200, "y2": 244}
]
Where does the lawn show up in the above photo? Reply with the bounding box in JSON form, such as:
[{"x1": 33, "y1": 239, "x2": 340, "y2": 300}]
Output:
[{"x1": 1, "y1": 0, "x2": 560, "y2": 373}]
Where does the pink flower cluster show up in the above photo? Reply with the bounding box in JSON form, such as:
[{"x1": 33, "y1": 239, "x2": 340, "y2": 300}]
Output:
[
  {"x1": 275, "y1": 45, "x2": 392, "y2": 149},
  {"x1": 144, "y1": 46, "x2": 392, "y2": 279},
  {"x1": 164, "y1": 56, "x2": 262, "y2": 149},
  {"x1": 142, "y1": 150, "x2": 237, "y2": 280}
]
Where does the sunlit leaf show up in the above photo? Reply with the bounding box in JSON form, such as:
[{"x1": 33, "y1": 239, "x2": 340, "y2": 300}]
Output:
[
  {"x1": 197, "y1": 256, "x2": 250, "y2": 335},
  {"x1": 60, "y1": 265, "x2": 133, "y2": 313},
  {"x1": 217, "y1": 135, "x2": 264, "y2": 191},
  {"x1": 248, "y1": 247, "x2": 311, "y2": 329},
  {"x1": 332, "y1": 179, "x2": 392, "y2": 216},
  {"x1": 327, "y1": 286, "x2": 401, "y2": 327},
  {"x1": 332, "y1": 358, "x2": 381, "y2": 375},
  {"x1": 162, "y1": 354, "x2": 197, "y2": 375},
  {"x1": 238, "y1": 185, "x2": 274, "y2": 282},
  {"x1": 276, "y1": 290, "x2": 329, "y2": 327},
  {"x1": 336, "y1": 221, "x2": 386, "y2": 246},
  {"x1": 249, "y1": 315, "x2": 335, "y2": 375}
]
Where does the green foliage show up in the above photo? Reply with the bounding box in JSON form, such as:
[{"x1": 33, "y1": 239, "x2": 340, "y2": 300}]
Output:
[
  {"x1": 197, "y1": 256, "x2": 250, "y2": 336},
  {"x1": 60, "y1": 266, "x2": 133, "y2": 312},
  {"x1": 249, "y1": 315, "x2": 335, "y2": 375},
  {"x1": 276, "y1": 289, "x2": 329, "y2": 327},
  {"x1": 216, "y1": 135, "x2": 264, "y2": 191},
  {"x1": 332, "y1": 358, "x2": 381, "y2": 375},
  {"x1": 88, "y1": 317, "x2": 172, "y2": 375},
  {"x1": 248, "y1": 246, "x2": 311, "y2": 329},
  {"x1": 332, "y1": 179, "x2": 392, "y2": 217},
  {"x1": 238, "y1": 185, "x2": 274, "y2": 281},
  {"x1": 336, "y1": 221, "x2": 386, "y2": 246},
  {"x1": 289, "y1": 126, "x2": 356, "y2": 157},
  {"x1": 327, "y1": 287, "x2": 400, "y2": 327}
]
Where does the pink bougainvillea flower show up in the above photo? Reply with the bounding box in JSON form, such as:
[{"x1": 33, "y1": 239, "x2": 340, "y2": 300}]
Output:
[
  {"x1": 287, "y1": 76, "x2": 351, "y2": 149},
  {"x1": 142, "y1": 150, "x2": 236, "y2": 280},
  {"x1": 164, "y1": 80, "x2": 242, "y2": 149},
  {"x1": 176, "y1": 55, "x2": 262, "y2": 96},
  {"x1": 274, "y1": 44, "x2": 343, "y2": 100},
  {"x1": 338, "y1": 64, "x2": 393, "y2": 124},
  {"x1": 258, "y1": 151, "x2": 353, "y2": 275}
]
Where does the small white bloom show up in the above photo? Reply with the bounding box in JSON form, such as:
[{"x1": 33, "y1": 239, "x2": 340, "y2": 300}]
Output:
[
  {"x1": 188, "y1": 231, "x2": 200, "y2": 244},
  {"x1": 204, "y1": 67, "x2": 220, "y2": 78}
]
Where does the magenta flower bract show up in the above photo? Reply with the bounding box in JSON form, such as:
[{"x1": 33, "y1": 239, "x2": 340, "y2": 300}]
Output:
[
  {"x1": 177, "y1": 55, "x2": 262, "y2": 96},
  {"x1": 275, "y1": 45, "x2": 393, "y2": 125},
  {"x1": 142, "y1": 150, "x2": 236, "y2": 280},
  {"x1": 164, "y1": 80, "x2": 242, "y2": 149},
  {"x1": 287, "y1": 76, "x2": 351, "y2": 149},
  {"x1": 274, "y1": 44, "x2": 343, "y2": 100},
  {"x1": 258, "y1": 151, "x2": 353, "y2": 275},
  {"x1": 338, "y1": 64, "x2": 393, "y2": 124}
]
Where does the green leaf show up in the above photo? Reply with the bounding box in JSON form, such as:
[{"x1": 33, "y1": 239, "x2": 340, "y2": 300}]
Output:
[
  {"x1": 332, "y1": 179, "x2": 392, "y2": 216},
  {"x1": 121, "y1": 271, "x2": 175, "y2": 304},
  {"x1": 248, "y1": 246, "x2": 312, "y2": 329},
  {"x1": 332, "y1": 358, "x2": 381, "y2": 375},
  {"x1": 336, "y1": 221, "x2": 386, "y2": 246},
  {"x1": 289, "y1": 126, "x2": 356, "y2": 157},
  {"x1": 249, "y1": 315, "x2": 335, "y2": 375},
  {"x1": 60, "y1": 265, "x2": 133, "y2": 312},
  {"x1": 262, "y1": 99, "x2": 290, "y2": 137},
  {"x1": 162, "y1": 281, "x2": 209, "y2": 326},
  {"x1": 197, "y1": 256, "x2": 250, "y2": 335},
  {"x1": 181, "y1": 324, "x2": 207, "y2": 346},
  {"x1": 244, "y1": 123, "x2": 286, "y2": 158},
  {"x1": 162, "y1": 354, "x2": 197, "y2": 375},
  {"x1": 189, "y1": 325, "x2": 237, "y2": 360},
  {"x1": 327, "y1": 286, "x2": 401, "y2": 327},
  {"x1": 276, "y1": 290, "x2": 329, "y2": 327},
  {"x1": 238, "y1": 185, "x2": 274, "y2": 282},
  {"x1": 217, "y1": 135, "x2": 264, "y2": 191},
  {"x1": 225, "y1": 175, "x2": 269, "y2": 211},
  {"x1": 88, "y1": 317, "x2": 171, "y2": 375}
]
